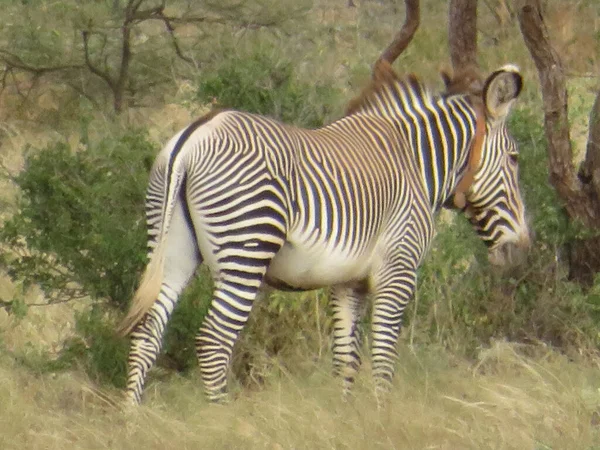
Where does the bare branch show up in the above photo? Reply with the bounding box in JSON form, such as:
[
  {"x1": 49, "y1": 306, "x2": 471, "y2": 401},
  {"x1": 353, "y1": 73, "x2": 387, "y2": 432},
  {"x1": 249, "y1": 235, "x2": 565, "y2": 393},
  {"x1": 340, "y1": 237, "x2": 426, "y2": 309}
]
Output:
[
  {"x1": 63, "y1": 81, "x2": 102, "y2": 110},
  {"x1": 0, "y1": 50, "x2": 83, "y2": 75},
  {"x1": 82, "y1": 30, "x2": 116, "y2": 90},
  {"x1": 155, "y1": 10, "x2": 194, "y2": 64},
  {"x1": 128, "y1": 0, "x2": 166, "y2": 23},
  {"x1": 115, "y1": 23, "x2": 132, "y2": 112},
  {"x1": 83, "y1": 11, "x2": 132, "y2": 113},
  {"x1": 0, "y1": 294, "x2": 87, "y2": 311},
  {"x1": 374, "y1": 0, "x2": 420, "y2": 71},
  {"x1": 158, "y1": 15, "x2": 229, "y2": 26}
]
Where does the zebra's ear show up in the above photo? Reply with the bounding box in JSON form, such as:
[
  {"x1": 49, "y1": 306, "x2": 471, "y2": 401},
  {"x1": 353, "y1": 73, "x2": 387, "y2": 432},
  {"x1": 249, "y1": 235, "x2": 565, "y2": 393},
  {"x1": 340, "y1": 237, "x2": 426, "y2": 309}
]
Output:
[{"x1": 483, "y1": 64, "x2": 523, "y2": 120}]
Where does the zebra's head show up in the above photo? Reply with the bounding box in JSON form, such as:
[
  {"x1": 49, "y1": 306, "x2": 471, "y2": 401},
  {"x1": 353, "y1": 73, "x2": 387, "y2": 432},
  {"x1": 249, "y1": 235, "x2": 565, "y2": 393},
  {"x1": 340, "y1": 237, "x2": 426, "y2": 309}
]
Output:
[{"x1": 447, "y1": 65, "x2": 530, "y2": 267}]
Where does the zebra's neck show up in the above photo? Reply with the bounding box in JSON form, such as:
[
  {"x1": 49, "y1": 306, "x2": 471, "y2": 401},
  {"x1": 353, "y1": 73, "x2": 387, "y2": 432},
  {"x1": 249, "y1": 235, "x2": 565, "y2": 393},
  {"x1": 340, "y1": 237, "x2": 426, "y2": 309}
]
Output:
[{"x1": 358, "y1": 81, "x2": 480, "y2": 211}]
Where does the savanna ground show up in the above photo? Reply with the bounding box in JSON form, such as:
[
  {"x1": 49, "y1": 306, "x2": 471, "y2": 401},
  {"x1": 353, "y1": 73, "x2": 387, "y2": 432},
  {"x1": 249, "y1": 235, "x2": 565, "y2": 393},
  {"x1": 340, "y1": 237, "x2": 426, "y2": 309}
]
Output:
[{"x1": 1, "y1": 0, "x2": 600, "y2": 448}]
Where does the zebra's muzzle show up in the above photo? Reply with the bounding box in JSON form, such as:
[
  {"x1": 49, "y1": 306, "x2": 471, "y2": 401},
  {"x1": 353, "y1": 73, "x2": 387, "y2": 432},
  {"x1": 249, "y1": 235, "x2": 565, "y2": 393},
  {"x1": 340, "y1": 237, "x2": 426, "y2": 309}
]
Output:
[{"x1": 488, "y1": 237, "x2": 529, "y2": 267}]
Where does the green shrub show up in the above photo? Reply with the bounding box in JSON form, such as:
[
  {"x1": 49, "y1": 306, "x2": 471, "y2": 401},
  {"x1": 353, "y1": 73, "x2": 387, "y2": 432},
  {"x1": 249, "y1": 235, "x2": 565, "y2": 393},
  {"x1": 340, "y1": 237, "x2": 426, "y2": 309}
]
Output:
[
  {"x1": 61, "y1": 306, "x2": 130, "y2": 387},
  {"x1": 159, "y1": 268, "x2": 214, "y2": 373},
  {"x1": 231, "y1": 289, "x2": 331, "y2": 391},
  {"x1": 197, "y1": 51, "x2": 340, "y2": 128},
  {"x1": 0, "y1": 129, "x2": 153, "y2": 310},
  {"x1": 509, "y1": 109, "x2": 570, "y2": 246}
]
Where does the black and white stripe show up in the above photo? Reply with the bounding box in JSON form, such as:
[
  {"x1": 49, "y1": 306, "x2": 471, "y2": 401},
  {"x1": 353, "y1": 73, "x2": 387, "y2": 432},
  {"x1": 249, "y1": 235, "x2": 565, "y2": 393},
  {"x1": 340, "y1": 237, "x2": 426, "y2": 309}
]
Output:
[{"x1": 121, "y1": 63, "x2": 529, "y2": 405}]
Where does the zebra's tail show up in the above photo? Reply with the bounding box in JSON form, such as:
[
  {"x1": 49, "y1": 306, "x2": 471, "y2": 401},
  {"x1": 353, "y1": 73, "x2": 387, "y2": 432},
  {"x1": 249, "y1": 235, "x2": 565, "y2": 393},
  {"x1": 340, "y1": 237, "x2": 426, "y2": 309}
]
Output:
[
  {"x1": 117, "y1": 159, "x2": 186, "y2": 337},
  {"x1": 116, "y1": 243, "x2": 167, "y2": 336}
]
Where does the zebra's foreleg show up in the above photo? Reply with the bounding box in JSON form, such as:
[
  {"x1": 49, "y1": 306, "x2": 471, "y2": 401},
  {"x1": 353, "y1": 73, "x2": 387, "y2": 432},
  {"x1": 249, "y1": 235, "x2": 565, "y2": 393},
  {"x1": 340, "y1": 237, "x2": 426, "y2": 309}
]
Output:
[
  {"x1": 370, "y1": 266, "x2": 416, "y2": 406},
  {"x1": 125, "y1": 203, "x2": 201, "y2": 405},
  {"x1": 330, "y1": 284, "x2": 365, "y2": 397}
]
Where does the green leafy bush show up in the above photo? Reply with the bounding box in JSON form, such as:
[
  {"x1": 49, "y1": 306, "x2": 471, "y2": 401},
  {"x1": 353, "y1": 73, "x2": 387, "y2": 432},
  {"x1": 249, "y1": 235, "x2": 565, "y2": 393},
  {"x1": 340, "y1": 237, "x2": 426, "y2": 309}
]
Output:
[
  {"x1": 197, "y1": 51, "x2": 339, "y2": 128},
  {"x1": 0, "y1": 129, "x2": 153, "y2": 309},
  {"x1": 0, "y1": 129, "x2": 152, "y2": 384},
  {"x1": 0, "y1": 127, "x2": 221, "y2": 384},
  {"x1": 232, "y1": 289, "x2": 331, "y2": 391},
  {"x1": 509, "y1": 110, "x2": 570, "y2": 245},
  {"x1": 61, "y1": 306, "x2": 130, "y2": 387},
  {"x1": 159, "y1": 268, "x2": 214, "y2": 373}
]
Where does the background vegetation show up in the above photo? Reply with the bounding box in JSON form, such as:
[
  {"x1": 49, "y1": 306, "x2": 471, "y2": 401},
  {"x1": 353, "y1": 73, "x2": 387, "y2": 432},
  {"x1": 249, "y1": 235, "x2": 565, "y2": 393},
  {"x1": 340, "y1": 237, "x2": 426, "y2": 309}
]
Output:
[{"x1": 0, "y1": 0, "x2": 599, "y2": 448}]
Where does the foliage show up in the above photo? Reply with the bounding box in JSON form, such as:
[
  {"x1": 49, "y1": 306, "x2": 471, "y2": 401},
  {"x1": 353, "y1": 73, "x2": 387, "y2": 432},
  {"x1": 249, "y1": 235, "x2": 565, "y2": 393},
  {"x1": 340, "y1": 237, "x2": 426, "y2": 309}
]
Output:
[
  {"x1": 509, "y1": 109, "x2": 570, "y2": 245},
  {"x1": 159, "y1": 269, "x2": 214, "y2": 373},
  {"x1": 196, "y1": 50, "x2": 339, "y2": 128},
  {"x1": 0, "y1": 0, "x2": 312, "y2": 115},
  {"x1": 232, "y1": 289, "x2": 331, "y2": 390},
  {"x1": 0, "y1": 127, "x2": 153, "y2": 310},
  {"x1": 59, "y1": 306, "x2": 130, "y2": 387},
  {"x1": 0, "y1": 127, "x2": 152, "y2": 385}
]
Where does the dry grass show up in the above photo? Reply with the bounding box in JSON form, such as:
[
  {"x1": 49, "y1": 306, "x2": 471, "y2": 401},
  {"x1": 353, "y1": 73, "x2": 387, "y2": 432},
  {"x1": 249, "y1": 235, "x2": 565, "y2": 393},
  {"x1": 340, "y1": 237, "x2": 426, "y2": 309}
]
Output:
[{"x1": 0, "y1": 341, "x2": 599, "y2": 449}]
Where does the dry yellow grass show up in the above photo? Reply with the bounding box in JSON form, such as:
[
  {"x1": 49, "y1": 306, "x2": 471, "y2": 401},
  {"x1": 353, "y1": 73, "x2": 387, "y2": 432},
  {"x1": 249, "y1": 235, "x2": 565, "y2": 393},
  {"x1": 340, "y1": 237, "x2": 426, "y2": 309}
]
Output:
[{"x1": 0, "y1": 341, "x2": 599, "y2": 449}]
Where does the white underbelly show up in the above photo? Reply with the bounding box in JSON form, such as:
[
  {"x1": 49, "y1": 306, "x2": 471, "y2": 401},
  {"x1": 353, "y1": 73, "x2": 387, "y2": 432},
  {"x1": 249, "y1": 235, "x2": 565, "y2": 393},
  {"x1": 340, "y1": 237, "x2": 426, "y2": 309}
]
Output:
[
  {"x1": 189, "y1": 202, "x2": 380, "y2": 288},
  {"x1": 266, "y1": 239, "x2": 375, "y2": 289}
]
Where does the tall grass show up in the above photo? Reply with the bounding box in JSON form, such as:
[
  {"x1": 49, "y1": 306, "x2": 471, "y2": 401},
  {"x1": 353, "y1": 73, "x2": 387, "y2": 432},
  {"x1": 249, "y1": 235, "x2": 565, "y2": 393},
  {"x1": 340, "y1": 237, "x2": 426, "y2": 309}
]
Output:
[{"x1": 1, "y1": 342, "x2": 599, "y2": 449}]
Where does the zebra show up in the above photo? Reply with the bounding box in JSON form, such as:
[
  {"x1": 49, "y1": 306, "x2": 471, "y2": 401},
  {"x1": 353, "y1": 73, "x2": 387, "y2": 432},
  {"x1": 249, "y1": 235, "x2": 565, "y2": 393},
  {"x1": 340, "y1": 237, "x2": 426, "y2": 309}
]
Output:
[{"x1": 118, "y1": 61, "x2": 530, "y2": 405}]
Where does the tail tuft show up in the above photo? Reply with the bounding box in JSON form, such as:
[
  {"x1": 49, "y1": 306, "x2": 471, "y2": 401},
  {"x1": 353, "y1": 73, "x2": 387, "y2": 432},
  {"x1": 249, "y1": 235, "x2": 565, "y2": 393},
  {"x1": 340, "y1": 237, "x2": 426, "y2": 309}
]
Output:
[{"x1": 116, "y1": 245, "x2": 166, "y2": 336}]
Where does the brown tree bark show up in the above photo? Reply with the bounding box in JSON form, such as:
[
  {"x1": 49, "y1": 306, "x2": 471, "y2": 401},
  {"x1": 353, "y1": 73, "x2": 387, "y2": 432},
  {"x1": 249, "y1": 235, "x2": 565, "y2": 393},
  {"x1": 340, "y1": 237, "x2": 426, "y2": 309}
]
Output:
[
  {"x1": 448, "y1": 0, "x2": 478, "y2": 72},
  {"x1": 580, "y1": 90, "x2": 600, "y2": 202},
  {"x1": 570, "y1": 88, "x2": 600, "y2": 285},
  {"x1": 518, "y1": 0, "x2": 600, "y2": 285}
]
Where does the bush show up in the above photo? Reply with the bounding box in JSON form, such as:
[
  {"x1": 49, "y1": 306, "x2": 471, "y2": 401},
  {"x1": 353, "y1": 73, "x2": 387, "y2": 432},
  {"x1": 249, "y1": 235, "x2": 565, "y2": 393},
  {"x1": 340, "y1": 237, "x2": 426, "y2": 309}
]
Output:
[
  {"x1": 0, "y1": 128, "x2": 153, "y2": 310},
  {"x1": 231, "y1": 289, "x2": 331, "y2": 391},
  {"x1": 197, "y1": 51, "x2": 340, "y2": 128},
  {"x1": 159, "y1": 268, "x2": 214, "y2": 373},
  {"x1": 59, "y1": 306, "x2": 130, "y2": 387}
]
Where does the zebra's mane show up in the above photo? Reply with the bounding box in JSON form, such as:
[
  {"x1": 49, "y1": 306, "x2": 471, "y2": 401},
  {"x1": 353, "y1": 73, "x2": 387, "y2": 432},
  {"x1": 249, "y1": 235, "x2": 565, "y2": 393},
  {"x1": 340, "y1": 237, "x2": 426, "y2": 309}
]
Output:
[
  {"x1": 345, "y1": 61, "x2": 482, "y2": 116},
  {"x1": 345, "y1": 60, "x2": 424, "y2": 116}
]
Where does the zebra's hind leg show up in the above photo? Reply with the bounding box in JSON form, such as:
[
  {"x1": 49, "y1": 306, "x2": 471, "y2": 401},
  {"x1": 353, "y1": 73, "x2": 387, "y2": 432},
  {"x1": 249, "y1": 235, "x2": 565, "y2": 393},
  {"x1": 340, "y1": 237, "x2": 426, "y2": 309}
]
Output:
[
  {"x1": 195, "y1": 240, "x2": 284, "y2": 403},
  {"x1": 330, "y1": 283, "x2": 366, "y2": 398},
  {"x1": 125, "y1": 203, "x2": 201, "y2": 406},
  {"x1": 370, "y1": 266, "x2": 416, "y2": 407}
]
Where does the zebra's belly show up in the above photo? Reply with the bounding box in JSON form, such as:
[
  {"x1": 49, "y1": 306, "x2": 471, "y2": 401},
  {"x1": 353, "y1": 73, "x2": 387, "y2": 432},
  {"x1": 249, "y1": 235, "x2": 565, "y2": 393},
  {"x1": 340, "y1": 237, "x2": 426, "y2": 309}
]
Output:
[{"x1": 266, "y1": 240, "x2": 375, "y2": 290}]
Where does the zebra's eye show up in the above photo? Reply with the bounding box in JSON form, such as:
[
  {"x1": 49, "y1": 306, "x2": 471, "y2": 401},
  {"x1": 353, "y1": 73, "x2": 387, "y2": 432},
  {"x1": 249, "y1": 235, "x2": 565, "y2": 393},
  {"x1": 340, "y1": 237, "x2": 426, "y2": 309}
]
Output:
[{"x1": 508, "y1": 153, "x2": 519, "y2": 163}]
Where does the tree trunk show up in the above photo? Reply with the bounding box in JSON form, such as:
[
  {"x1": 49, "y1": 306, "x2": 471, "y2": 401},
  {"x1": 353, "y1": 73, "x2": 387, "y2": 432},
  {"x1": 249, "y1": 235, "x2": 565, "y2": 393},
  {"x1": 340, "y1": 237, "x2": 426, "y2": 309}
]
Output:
[
  {"x1": 579, "y1": 89, "x2": 600, "y2": 204},
  {"x1": 518, "y1": 0, "x2": 600, "y2": 286},
  {"x1": 448, "y1": 0, "x2": 478, "y2": 72}
]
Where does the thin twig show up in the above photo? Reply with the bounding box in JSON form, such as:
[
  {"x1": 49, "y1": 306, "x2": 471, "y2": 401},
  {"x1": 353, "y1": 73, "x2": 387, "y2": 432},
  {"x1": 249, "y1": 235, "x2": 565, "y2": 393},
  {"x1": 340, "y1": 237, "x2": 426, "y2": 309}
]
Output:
[
  {"x1": 0, "y1": 49, "x2": 83, "y2": 75},
  {"x1": 155, "y1": 10, "x2": 194, "y2": 64},
  {"x1": 82, "y1": 30, "x2": 115, "y2": 90}
]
